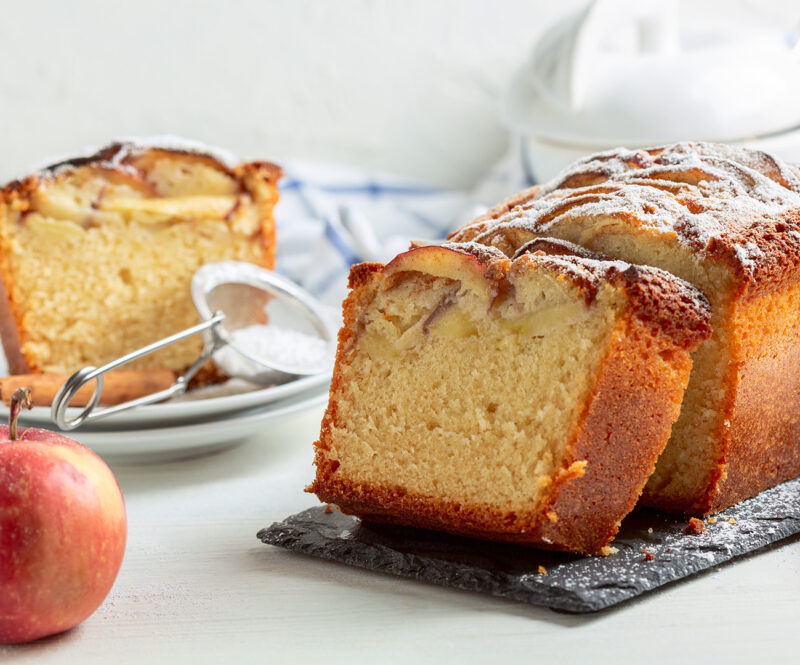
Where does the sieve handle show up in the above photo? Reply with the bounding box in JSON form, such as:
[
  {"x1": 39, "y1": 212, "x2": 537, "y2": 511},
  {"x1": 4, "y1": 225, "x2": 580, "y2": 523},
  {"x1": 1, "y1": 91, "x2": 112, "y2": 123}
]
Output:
[{"x1": 51, "y1": 311, "x2": 226, "y2": 430}]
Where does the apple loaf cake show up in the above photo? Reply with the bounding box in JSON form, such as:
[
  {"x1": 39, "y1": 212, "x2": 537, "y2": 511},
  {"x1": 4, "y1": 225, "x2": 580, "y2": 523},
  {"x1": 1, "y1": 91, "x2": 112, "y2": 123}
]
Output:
[
  {"x1": 449, "y1": 142, "x2": 800, "y2": 515},
  {"x1": 0, "y1": 140, "x2": 281, "y2": 377},
  {"x1": 309, "y1": 240, "x2": 711, "y2": 553}
]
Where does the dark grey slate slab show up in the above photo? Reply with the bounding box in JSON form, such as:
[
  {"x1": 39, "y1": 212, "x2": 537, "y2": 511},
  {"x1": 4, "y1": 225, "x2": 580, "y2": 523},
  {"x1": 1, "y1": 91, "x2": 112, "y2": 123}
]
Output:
[{"x1": 258, "y1": 476, "x2": 800, "y2": 613}]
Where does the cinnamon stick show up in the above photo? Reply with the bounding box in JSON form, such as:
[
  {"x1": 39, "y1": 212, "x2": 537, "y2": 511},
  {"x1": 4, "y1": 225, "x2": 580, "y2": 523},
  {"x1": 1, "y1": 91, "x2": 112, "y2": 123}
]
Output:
[{"x1": 0, "y1": 369, "x2": 176, "y2": 407}]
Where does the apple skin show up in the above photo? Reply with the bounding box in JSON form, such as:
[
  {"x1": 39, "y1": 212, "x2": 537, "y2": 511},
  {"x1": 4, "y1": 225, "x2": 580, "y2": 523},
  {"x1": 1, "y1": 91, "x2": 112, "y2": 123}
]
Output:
[
  {"x1": 0, "y1": 425, "x2": 127, "y2": 644},
  {"x1": 384, "y1": 245, "x2": 491, "y2": 296}
]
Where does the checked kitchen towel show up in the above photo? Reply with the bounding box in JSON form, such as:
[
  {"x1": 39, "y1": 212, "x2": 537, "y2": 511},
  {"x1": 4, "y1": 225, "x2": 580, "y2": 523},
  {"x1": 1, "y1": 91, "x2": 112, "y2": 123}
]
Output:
[{"x1": 274, "y1": 139, "x2": 534, "y2": 307}]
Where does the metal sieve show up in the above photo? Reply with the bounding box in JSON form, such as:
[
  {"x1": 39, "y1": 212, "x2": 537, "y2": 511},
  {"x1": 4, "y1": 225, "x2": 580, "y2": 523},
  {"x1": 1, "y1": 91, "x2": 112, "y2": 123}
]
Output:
[{"x1": 52, "y1": 261, "x2": 337, "y2": 430}]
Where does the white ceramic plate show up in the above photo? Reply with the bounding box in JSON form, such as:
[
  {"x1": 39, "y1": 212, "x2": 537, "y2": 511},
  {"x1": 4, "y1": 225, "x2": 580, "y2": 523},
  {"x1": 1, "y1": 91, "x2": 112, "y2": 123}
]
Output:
[
  {"x1": 0, "y1": 372, "x2": 331, "y2": 430},
  {"x1": 63, "y1": 386, "x2": 329, "y2": 463}
]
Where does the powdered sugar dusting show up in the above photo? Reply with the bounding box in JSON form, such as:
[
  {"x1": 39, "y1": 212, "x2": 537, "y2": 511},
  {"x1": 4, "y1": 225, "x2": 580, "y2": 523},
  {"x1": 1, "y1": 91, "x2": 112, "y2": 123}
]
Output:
[
  {"x1": 522, "y1": 250, "x2": 631, "y2": 291},
  {"x1": 733, "y1": 241, "x2": 763, "y2": 268},
  {"x1": 441, "y1": 240, "x2": 508, "y2": 265},
  {"x1": 460, "y1": 142, "x2": 800, "y2": 279}
]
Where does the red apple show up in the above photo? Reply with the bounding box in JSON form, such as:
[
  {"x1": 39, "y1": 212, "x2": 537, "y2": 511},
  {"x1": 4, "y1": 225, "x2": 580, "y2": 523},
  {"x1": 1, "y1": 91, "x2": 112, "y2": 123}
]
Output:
[{"x1": 0, "y1": 388, "x2": 127, "y2": 644}]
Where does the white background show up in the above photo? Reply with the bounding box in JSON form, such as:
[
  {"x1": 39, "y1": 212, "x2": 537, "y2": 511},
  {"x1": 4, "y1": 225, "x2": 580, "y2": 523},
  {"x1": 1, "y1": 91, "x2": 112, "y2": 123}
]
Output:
[
  {"x1": 1, "y1": 0, "x2": 794, "y2": 189},
  {"x1": 0, "y1": 0, "x2": 588, "y2": 188},
  {"x1": 1, "y1": 3, "x2": 799, "y2": 662}
]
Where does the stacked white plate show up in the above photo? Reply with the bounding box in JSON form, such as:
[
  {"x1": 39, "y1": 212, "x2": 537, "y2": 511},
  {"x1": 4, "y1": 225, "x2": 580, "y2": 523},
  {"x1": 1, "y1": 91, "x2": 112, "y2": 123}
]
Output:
[
  {"x1": 504, "y1": 0, "x2": 800, "y2": 182},
  {"x1": 0, "y1": 370, "x2": 330, "y2": 463}
]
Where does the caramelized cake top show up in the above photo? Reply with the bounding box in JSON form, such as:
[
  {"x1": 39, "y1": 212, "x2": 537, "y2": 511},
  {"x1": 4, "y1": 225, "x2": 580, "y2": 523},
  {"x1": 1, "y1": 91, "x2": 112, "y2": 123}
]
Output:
[
  {"x1": 450, "y1": 142, "x2": 800, "y2": 293},
  {"x1": 2, "y1": 138, "x2": 282, "y2": 201}
]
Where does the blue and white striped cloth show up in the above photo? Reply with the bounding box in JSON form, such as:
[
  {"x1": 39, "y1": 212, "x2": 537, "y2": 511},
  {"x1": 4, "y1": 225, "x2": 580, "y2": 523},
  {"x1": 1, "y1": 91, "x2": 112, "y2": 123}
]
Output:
[{"x1": 274, "y1": 140, "x2": 533, "y2": 307}]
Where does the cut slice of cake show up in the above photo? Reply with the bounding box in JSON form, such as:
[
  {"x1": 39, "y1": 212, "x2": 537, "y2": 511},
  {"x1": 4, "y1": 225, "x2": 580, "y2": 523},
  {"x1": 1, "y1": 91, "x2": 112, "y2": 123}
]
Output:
[
  {"x1": 449, "y1": 142, "x2": 800, "y2": 515},
  {"x1": 309, "y1": 240, "x2": 711, "y2": 553},
  {"x1": 0, "y1": 140, "x2": 281, "y2": 378}
]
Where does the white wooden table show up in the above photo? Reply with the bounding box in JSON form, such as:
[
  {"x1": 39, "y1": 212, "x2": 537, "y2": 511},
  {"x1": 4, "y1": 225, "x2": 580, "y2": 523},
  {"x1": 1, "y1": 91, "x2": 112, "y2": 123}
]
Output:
[{"x1": 2, "y1": 403, "x2": 798, "y2": 664}]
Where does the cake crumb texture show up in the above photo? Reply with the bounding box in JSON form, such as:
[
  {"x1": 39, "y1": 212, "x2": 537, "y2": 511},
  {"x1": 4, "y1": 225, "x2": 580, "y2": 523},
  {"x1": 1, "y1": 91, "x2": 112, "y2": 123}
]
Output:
[
  {"x1": 311, "y1": 241, "x2": 709, "y2": 553},
  {"x1": 449, "y1": 142, "x2": 800, "y2": 515},
  {"x1": 0, "y1": 142, "x2": 282, "y2": 375},
  {"x1": 684, "y1": 517, "x2": 707, "y2": 535}
]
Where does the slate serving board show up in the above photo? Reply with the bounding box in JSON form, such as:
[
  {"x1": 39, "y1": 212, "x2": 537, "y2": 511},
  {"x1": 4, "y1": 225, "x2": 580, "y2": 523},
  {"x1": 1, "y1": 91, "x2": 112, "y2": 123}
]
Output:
[{"x1": 258, "y1": 476, "x2": 800, "y2": 613}]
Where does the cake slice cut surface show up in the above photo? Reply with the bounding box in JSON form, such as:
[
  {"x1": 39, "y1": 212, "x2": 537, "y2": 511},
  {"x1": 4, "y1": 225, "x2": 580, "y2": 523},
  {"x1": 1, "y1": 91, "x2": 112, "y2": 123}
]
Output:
[
  {"x1": 0, "y1": 140, "x2": 282, "y2": 377},
  {"x1": 310, "y1": 240, "x2": 711, "y2": 553},
  {"x1": 449, "y1": 142, "x2": 800, "y2": 514}
]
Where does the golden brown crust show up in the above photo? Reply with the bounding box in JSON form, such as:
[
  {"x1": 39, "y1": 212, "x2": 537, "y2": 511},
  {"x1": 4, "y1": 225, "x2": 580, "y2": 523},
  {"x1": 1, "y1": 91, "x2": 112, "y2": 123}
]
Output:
[
  {"x1": 312, "y1": 262, "x2": 385, "y2": 483},
  {"x1": 613, "y1": 264, "x2": 712, "y2": 350},
  {"x1": 705, "y1": 282, "x2": 800, "y2": 511},
  {"x1": 234, "y1": 160, "x2": 283, "y2": 270},
  {"x1": 536, "y1": 316, "x2": 692, "y2": 550},
  {"x1": 347, "y1": 262, "x2": 384, "y2": 290},
  {"x1": 0, "y1": 195, "x2": 32, "y2": 374},
  {"x1": 310, "y1": 314, "x2": 694, "y2": 554},
  {"x1": 309, "y1": 242, "x2": 708, "y2": 553},
  {"x1": 0, "y1": 272, "x2": 27, "y2": 374}
]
